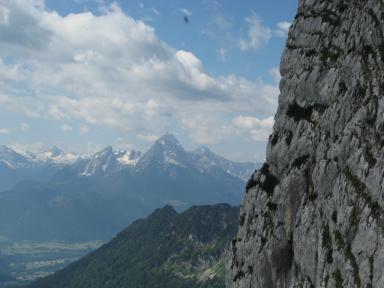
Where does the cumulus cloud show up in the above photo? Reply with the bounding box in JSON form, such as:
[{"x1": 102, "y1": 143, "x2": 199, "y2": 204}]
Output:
[
  {"x1": 275, "y1": 21, "x2": 291, "y2": 37},
  {"x1": 151, "y1": 7, "x2": 160, "y2": 16},
  {"x1": 80, "y1": 125, "x2": 89, "y2": 134},
  {"x1": 233, "y1": 116, "x2": 274, "y2": 142},
  {"x1": 277, "y1": 21, "x2": 291, "y2": 32},
  {"x1": 0, "y1": 0, "x2": 279, "y2": 147},
  {"x1": 269, "y1": 67, "x2": 281, "y2": 83},
  {"x1": 0, "y1": 128, "x2": 10, "y2": 134},
  {"x1": 9, "y1": 141, "x2": 45, "y2": 153},
  {"x1": 61, "y1": 124, "x2": 73, "y2": 132},
  {"x1": 0, "y1": 6, "x2": 10, "y2": 24},
  {"x1": 239, "y1": 13, "x2": 272, "y2": 51},
  {"x1": 180, "y1": 8, "x2": 192, "y2": 17},
  {"x1": 217, "y1": 48, "x2": 226, "y2": 61},
  {"x1": 20, "y1": 122, "x2": 30, "y2": 131},
  {"x1": 138, "y1": 133, "x2": 160, "y2": 143}
]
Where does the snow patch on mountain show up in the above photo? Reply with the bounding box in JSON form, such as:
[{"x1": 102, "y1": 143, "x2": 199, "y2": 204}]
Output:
[
  {"x1": 116, "y1": 150, "x2": 141, "y2": 166},
  {"x1": 0, "y1": 134, "x2": 259, "y2": 182}
]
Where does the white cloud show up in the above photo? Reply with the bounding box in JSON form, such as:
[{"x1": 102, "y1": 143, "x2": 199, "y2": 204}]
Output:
[
  {"x1": 180, "y1": 8, "x2": 192, "y2": 17},
  {"x1": 182, "y1": 114, "x2": 235, "y2": 145},
  {"x1": 0, "y1": 6, "x2": 10, "y2": 24},
  {"x1": 217, "y1": 48, "x2": 226, "y2": 61},
  {"x1": 233, "y1": 116, "x2": 274, "y2": 129},
  {"x1": 239, "y1": 13, "x2": 272, "y2": 51},
  {"x1": 61, "y1": 124, "x2": 73, "y2": 132},
  {"x1": 210, "y1": 13, "x2": 232, "y2": 30},
  {"x1": 80, "y1": 125, "x2": 89, "y2": 134},
  {"x1": 269, "y1": 67, "x2": 281, "y2": 83},
  {"x1": 74, "y1": 0, "x2": 105, "y2": 4},
  {"x1": 275, "y1": 21, "x2": 291, "y2": 37},
  {"x1": 9, "y1": 141, "x2": 45, "y2": 153},
  {"x1": 0, "y1": 128, "x2": 10, "y2": 134},
  {"x1": 20, "y1": 122, "x2": 30, "y2": 131},
  {"x1": 277, "y1": 21, "x2": 291, "y2": 32},
  {"x1": 233, "y1": 116, "x2": 274, "y2": 142},
  {"x1": 138, "y1": 134, "x2": 160, "y2": 143},
  {"x1": 151, "y1": 7, "x2": 160, "y2": 16},
  {"x1": 0, "y1": 0, "x2": 279, "y2": 150}
]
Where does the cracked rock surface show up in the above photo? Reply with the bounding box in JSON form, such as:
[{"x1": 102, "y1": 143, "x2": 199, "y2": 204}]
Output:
[{"x1": 226, "y1": 0, "x2": 384, "y2": 287}]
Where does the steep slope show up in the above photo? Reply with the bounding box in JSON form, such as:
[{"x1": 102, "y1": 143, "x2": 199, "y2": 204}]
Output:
[
  {"x1": 0, "y1": 146, "x2": 30, "y2": 168},
  {"x1": 227, "y1": 1, "x2": 384, "y2": 287},
  {"x1": 190, "y1": 147, "x2": 260, "y2": 182},
  {"x1": 24, "y1": 204, "x2": 239, "y2": 288},
  {"x1": 136, "y1": 134, "x2": 191, "y2": 171}
]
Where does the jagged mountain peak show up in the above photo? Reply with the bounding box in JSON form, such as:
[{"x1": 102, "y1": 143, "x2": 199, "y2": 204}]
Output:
[
  {"x1": 80, "y1": 146, "x2": 119, "y2": 176},
  {"x1": 137, "y1": 134, "x2": 189, "y2": 170},
  {"x1": 46, "y1": 146, "x2": 64, "y2": 157},
  {"x1": 155, "y1": 133, "x2": 180, "y2": 147},
  {"x1": 151, "y1": 134, "x2": 187, "y2": 158},
  {"x1": 0, "y1": 145, "x2": 12, "y2": 153},
  {"x1": 96, "y1": 146, "x2": 113, "y2": 156},
  {"x1": 0, "y1": 145, "x2": 29, "y2": 168},
  {"x1": 0, "y1": 145, "x2": 21, "y2": 157},
  {"x1": 150, "y1": 205, "x2": 178, "y2": 218},
  {"x1": 191, "y1": 145, "x2": 258, "y2": 182}
]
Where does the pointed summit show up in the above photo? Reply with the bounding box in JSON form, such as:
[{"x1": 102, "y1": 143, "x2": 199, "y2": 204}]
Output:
[
  {"x1": 0, "y1": 145, "x2": 29, "y2": 168},
  {"x1": 47, "y1": 146, "x2": 64, "y2": 157},
  {"x1": 136, "y1": 134, "x2": 189, "y2": 170},
  {"x1": 96, "y1": 146, "x2": 113, "y2": 157},
  {"x1": 155, "y1": 133, "x2": 181, "y2": 147},
  {"x1": 190, "y1": 145, "x2": 257, "y2": 182},
  {"x1": 81, "y1": 146, "x2": 119, "y2": 176},
  {"x1": 150, "y1": 205, "x2": 178, "y2": 219}
]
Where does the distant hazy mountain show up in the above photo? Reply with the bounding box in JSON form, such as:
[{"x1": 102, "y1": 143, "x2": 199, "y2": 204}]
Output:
[
  {"x1": 53, "y1": 134, "x2": 258, "y2": 182},
  {"x1": 0, "y1": 134, "x2": 258, "y2": 242},
  {"x1": 0, "y1": 146, "x2": 78, "y2": 192},
  {"x1": 24, "y1": 204, "x2": 238, "y2": 288},
  {"x1": 189, "y1": 146, "x2": 256, "y2": 182}
]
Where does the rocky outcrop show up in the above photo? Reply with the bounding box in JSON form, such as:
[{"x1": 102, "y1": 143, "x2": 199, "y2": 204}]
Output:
[{"x1": 227, "y1": 0, "x2": 384, "y2": 287}]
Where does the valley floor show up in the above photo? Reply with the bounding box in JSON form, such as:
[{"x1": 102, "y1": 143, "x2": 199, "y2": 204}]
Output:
[{"x1": 0, "y1": 239, "x2": 103, "y2": 287}]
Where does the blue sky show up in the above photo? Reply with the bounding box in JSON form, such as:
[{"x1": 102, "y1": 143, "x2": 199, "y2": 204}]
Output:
[{"x1": 0, "y1": 0, "x2": 298, "y2": 161}]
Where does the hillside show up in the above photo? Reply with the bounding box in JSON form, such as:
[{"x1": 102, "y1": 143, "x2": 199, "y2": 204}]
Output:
[{"x1": 24, "y1": 204, "x2": 239, "y2": 288}]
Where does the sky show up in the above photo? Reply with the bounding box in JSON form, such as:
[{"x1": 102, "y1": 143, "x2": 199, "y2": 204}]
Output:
[{"x1": 0, "y1": 0, "x2": 298, "y2": 162}]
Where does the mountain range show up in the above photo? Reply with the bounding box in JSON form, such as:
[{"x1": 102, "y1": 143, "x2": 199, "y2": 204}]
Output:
[
  {"x1": 0, "y1": 135, "x2": 255, "y2": 192},
  {"x1": 23, "y1": 204, "x2": 238, "y2": 288},
  {"x1": 0, "y1": 134, "x2": 259, "y2": 242},
  {"x1": 0, "y1": 146, "x2": 77, "y2": 192}
]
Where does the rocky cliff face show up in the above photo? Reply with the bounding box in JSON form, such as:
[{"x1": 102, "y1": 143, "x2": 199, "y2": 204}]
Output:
[{"x1": 227, "y1": 0, "x2": 384, "y2": 287}]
